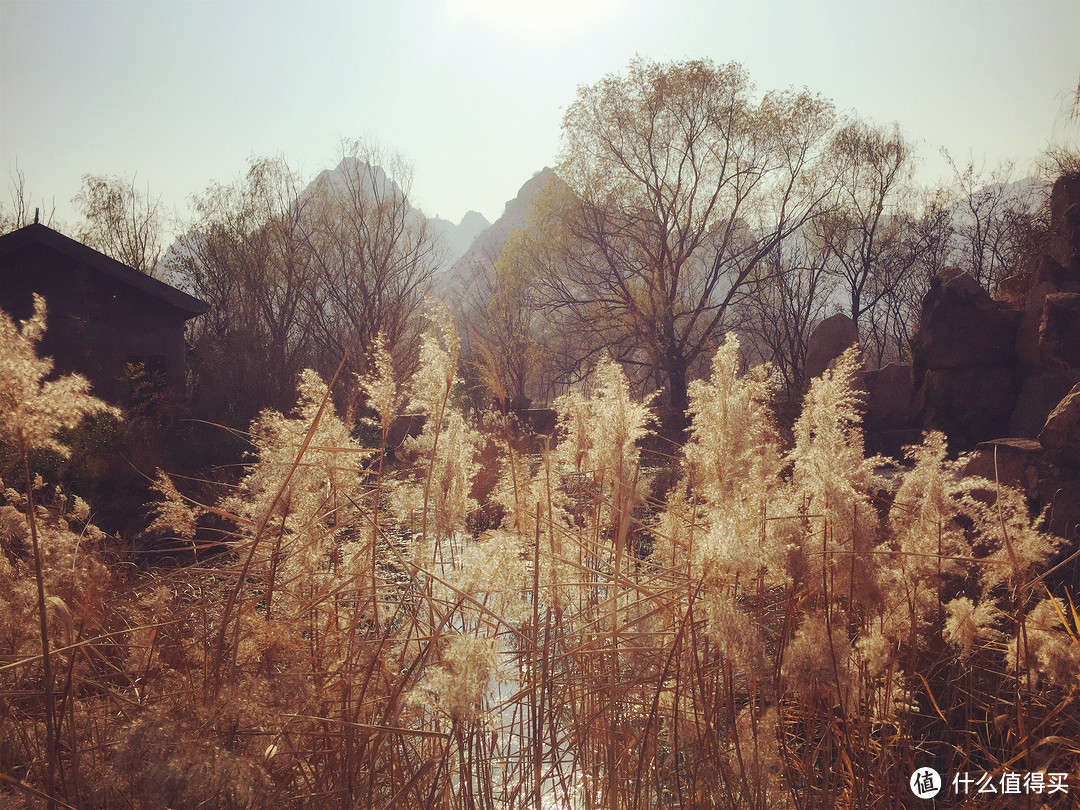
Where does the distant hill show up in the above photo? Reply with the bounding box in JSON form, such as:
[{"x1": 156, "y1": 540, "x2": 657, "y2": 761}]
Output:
[
  {"x1": 309, "y1": 158, "x2": 490, "y2": 270},
  {"x1": 438, "y1": 167, "x2": 563, "y2": 304},
  {"x1": 429, "y1": 210, "x2": 490, "y2": 268}
]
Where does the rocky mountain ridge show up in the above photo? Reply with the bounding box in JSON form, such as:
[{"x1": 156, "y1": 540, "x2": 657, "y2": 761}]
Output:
[
  {"x1": 308, "y1": 157, "x2": 491, "y2": 268},
  {"x1": 437, "y1": 167, "x2": 560, "y2": 301}
]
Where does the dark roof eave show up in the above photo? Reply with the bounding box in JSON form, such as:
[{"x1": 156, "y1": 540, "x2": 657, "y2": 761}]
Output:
[{"x1": 0, "y1": 223, "x2": 209, "y2": 319}]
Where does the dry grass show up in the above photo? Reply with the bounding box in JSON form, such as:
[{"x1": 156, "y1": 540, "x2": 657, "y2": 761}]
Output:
[{"x1": 2, "y1": 313, "x2": 1078, "y2": 808}]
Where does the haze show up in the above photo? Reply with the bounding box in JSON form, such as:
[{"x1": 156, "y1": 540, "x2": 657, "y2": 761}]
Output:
[{"x1": 1, "y1": 0, "x2": 1077, "y2": 235}]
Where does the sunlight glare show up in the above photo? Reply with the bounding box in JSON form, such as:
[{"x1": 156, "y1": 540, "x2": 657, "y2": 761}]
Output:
[{"x1": 448, "y1": 0, "x2": 620, "y2": 34}]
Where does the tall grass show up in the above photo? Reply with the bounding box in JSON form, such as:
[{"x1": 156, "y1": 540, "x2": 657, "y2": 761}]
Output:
[{"x1": 1, "y1": 306, "x2": 1078, "y2": 808}]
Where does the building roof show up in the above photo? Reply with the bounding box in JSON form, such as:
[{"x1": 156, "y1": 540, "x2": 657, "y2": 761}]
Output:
[{"x1": 0, "y1": 222, "x2": 209, "y2": 319}]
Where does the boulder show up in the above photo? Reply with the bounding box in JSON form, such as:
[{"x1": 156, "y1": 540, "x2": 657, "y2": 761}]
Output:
[
  {"x1": 1034, "y1": 256, "x2": 1080, "y2": 293},
  {"x1": 1042, "y1": 173, "x2": 1080, "y2": 279},
  {"x1": 1039, "y1": 382, "x2": 1080, "y2": 468},
  {"x1": 911, "y1": 267, "x2": 1020, "y2": 382},
  {"x1": 917, "y1": 366, "x2": 1019, "y2": 448},
  {"x1": 858, "y1": 363, "x2": 917, "y2": 457},
  {"x1": 910, "y1": 267, "x2": 1025, "y2": 449},
  {"x1": 1008, "y1": 369, "x2": 1078, "y2": 437},
  {"x1": 1037, "y1": 292, "x2": 1080, "y2": 370},
  {"x1": 1015, "y1": 281, "x2": 1056, "y2": 367},
  {"x1": 858, "y1": 363, "x2": 914, "y2": 433},
  {"x1": 805, "y1": 313, "x2": 858, "y2": 383},
  {"x1": 1004, "y1": 177, "x2": 1080, "y2": 443},
  {"x1": 1037, "y1": 476, "x2": 1080, "y2": 542},
  {"x1": 963, "y1": 438, "x2": 1043, "y2": 498}
]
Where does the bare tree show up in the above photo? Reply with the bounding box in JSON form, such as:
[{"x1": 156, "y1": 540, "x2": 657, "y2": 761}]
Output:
[
  {"x1": 818, "y1": 118, "x2": 918, "y2": 347},
  {"x1": 738, "y1": 232, "x2": 836, "y2": 393},
  {"x1": 1039, "y1": 74, "x2": 1080, "y2": 178},
  {"x1": 459, "y1": 230, "x2": 556, "y2": 410},
  {"x1": 73, "y1": 173, "x2": 164, "y2": 275},
  {"x1": 538, "y1": 57, "x2": 838, "y2": 435},
  {"x1": 1, "y1": 165, "x2": 57, "y2": 233},
  {"x1": 301, "y1": 141, "x2": 440, "y2": 385},
  {"x1": 169, "y1": 157, "x2": 317, "y2": 421},
  {"x1": 876, "y1": 187, "x2": 957, "y2": 361},
  {"x1": 171, "y1": 145, "x2": 439, "y2": 428},
  {"x1": 942, "y1": 153, "x2": 1047, "y2": 294}
]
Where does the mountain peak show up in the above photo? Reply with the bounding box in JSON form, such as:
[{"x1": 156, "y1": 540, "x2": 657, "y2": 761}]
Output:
[
  {"x1": 503, "y1": 167, "x2": 556, "y2": 218},
  {"x1": 459, "y1": 210, "x2": 489, "y2": 231},
  {"x1": 435, "y1": 167, "x2": 563, "y2": 301},
  {"x1": 429, "y1": 210, "x2": 491, "y2": 268}
]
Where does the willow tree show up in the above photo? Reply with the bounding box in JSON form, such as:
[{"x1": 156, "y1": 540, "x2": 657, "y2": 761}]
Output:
[
  {"x1": 539, "y1": 57, "x2": 838, "y2": 437},
  {"x1": 458, "y1": 230, "x2": 559, "y2": 411},
  {"x1": 73, "y1": 173, "x2": 164, "y2": 275}
]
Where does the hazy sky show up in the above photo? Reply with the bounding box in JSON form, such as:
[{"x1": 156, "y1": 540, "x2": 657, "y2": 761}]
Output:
[{"x1": 2, "y1": 0, "x2": 1078, "y2": 237}]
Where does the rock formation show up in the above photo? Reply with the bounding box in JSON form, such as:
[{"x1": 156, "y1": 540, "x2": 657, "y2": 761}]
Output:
[
  {"x1": 911, "y1": 266, "x2": 1022, "y2": 447},
  {"x1": 891, "y1": 173, "x2": 1080, "y2": 450},
  {"x1": 1039, "y1": 383, "x2": 1080, "y2": 468},
  {"x1": 804, "y1": 313, "x2": 858, "y2": 381},
  {"x1": 797, "y1": 174, "x2": 1080, "y2": 543},
  {"x1": 900, "y1": 172, "x2": 1080, "y2": 543}
]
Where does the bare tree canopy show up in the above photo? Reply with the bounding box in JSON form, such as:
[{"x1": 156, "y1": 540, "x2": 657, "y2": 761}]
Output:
[
  {"x1": 459, "y1": 231, "x2": 555, "y2": 411},
  {"x1": 73, "y1": 173, "x2": 164, "y2": 275},
  {"x1": 737, "y1": 232, "x2": 836, "y2": 394},
  {"x1": 302, "y1": 141, "x2": 441, "y2": 385},
  {"x1": 168, "y1": 145, "x2": 438, "y2": 427},
  {"x1": 816, "y1": 120, "x2": 917, "y2": 329},
  {"x1": 536, "y1": 56, "x2": 837, "y2": 435},
  {"x1": 169, "y1": 156, "x2": 316, "y2": 419}
]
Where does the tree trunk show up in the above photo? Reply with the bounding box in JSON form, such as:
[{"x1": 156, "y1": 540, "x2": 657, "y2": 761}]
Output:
[{"x1": 661, "y1": 349, "x2": 690, "y2": 445}]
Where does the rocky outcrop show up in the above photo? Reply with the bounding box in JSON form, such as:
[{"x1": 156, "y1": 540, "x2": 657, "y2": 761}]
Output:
[
  {"x1": 1039, "y1": 382, "x2": 1080, "y2": 469},
  {"x1": 903, "y1": 174, "x2": 1080, "y2": 452},
  {"x1": 1040, "y1": 173, "x2": 1080, "y2": 284},
  {"x1": 1007, "y1": 174, "x2": 1080, "y2": 439},
  {"x1": 899, "y1": 173, "x2": 1080, "y2": 546},
  {"x1": 916, "y1": 366, "x2": 1019, "y2": 448},
  {"x1": 803, "y1": 314, "x2": 924, "y2": 454},
  {"x1": 1037, "y1": 292, "x2": 1080, "y2": 369},
  {"x1": 804, "y1": 313, "x2": 858, "y2": 382},
  {"x1": 796, "y1": 176, "x2": 1080, "y2": 534},
  {"x1": 1037, "y1": 477, "x2": 1080, "y2": 540},
  {"x1": 1009, "y1": 369, "x2": 1076, "y2": 437},
  {"x1": 912, "y1": 267, "x2": 1021, "y2": 375},
  {"x1": 910, "y1": 266, "x2": 1021, "y2": 447}
]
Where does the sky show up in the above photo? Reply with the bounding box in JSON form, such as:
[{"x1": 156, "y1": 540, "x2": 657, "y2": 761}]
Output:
[{"x1": 1, "y1": 0, "x2": 1078, "y2": 239}]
